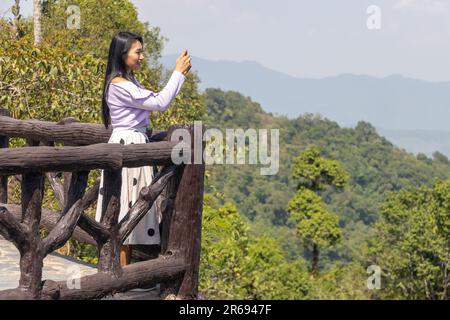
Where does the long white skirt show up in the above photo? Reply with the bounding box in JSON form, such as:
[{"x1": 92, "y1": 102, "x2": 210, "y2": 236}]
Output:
[{"x1": 95, "y1": 126, "x2": 161, "y2": 245}]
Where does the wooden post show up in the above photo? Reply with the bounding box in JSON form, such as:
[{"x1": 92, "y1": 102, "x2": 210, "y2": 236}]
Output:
[
  {"x1": 165, "y1": 123, "x2": 206, "y2": 299},
  {"x1": 19, "y1": 171, "x2": 45, "y2": 298},
  {"x1": 97, "y1": 169, "x2": 123, "y2": 278},
  {"x1": 58, "y1": 118, "x2": 81, "y2": 211},
  {"x1": 0, "y1": 108, "x2": 11, "y2": 203},
  {"x1": 160, "y1": 125, "x2": 185, "y2": 255},
  {"x1": 159, "y1": 171, "x2": 182, "y2": 254},
  {"x1": 159, "y1": 125, "x2": 185, "y2": 296}
]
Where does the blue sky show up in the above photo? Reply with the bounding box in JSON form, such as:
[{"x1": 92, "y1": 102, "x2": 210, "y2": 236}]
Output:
[{"x1": 1, "y1": 0, "x2": 449, "y2": 81}]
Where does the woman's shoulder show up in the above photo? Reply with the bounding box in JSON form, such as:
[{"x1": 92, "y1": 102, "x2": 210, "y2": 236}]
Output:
[
  {"x1": 110, "y1": 76, "x2": 136, "y2": 87},
  {"x1": 109, "y1": 77, "x2": 139, "y2": 94},
  {"x1": 111, "y1": 76, "x2": 129, "y2": 85},
  {"x1": 109, "y1": 77, "x2": 153, "y2": 100}
]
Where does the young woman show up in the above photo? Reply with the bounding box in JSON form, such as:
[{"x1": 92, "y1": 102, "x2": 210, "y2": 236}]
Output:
[{"x1": 96, "y1": 31, "x2": 191, "y2": 266}]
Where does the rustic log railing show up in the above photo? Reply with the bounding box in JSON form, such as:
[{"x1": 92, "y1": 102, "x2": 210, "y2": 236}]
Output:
[{"x1": 0, "y1": 109, "x2": 205, "y2": 300}]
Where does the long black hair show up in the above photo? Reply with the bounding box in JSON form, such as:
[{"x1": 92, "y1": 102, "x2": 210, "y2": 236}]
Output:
[{"x1": 102, "y1": 31, "x2": 143, "y2": 129}]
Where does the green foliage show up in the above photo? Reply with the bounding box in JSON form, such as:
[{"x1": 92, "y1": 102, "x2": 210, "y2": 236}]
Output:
[
  {"x1": 203, "y1": 88, "x2": 267, "y2": 128},
  {"x1": 200, "y1": 193, "x2": 375, "y2": 300},
  {"x1": 200, "y1": 195, "x2": 311, "y2": 299},
  {"x1": 367, "y1": 179, "x2": 450, "y2": 300},
  {"x1": 0, "y1": 36, "x2": 105, "y2": 122},
  {"x1": 69, "y1": 241, "x2": 99, "y2": 265},
  {"x1": 240, "y1": 236, "x2": 311, "y2": 300},
  {"x1": 433, "y1": 151, "x2": 450, "y2": 166},
  {"x1": 287, "y1": 188, "x2": 341, "y2": 249},
  {"x1": 41, "y1": 0, "x2": 163, "y2": 63},
  {"x1": 308, "y1": 262, "x2": 373, "y2": 299},
  {"x1": 291, "y1": 145, "x2": 349, "y2": 190}
]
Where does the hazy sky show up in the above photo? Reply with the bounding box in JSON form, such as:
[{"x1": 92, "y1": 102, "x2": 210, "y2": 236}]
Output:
[{"x1": 2, "y1": 0, "x2": 450, "y2": 81}]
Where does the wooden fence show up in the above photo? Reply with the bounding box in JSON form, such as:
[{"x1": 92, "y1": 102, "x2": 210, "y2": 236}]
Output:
[{"x1": 0, "y1": 108, "x2": 205, "y2": 300}]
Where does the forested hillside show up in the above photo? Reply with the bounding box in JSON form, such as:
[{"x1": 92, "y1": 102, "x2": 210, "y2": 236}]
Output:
[
  {"x1": 199, "y1": 88, "x2": 449, "y2": 299},
  {"x1": 202, "y1": 88, "x2": 450, "y2": 260}
]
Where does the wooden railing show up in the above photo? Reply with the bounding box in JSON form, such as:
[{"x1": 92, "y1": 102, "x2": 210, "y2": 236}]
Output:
[{"x1": 0, "y1": 108, "x2": 205, "y2": 300}]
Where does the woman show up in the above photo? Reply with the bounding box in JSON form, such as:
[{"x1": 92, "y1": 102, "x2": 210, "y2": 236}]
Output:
[{"x1": 96, "y1": 31, "x2": 191, "y2": 266}]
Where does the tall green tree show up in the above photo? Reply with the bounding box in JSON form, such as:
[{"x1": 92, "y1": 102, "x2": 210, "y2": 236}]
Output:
[{"x1": 287, "y1": 146, "x2": 349, "y2": 274}]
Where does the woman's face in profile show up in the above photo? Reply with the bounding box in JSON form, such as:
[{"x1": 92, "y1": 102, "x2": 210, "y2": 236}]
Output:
[{"x1": 124, "y1": 40, "x2": 144, "y2": 72}]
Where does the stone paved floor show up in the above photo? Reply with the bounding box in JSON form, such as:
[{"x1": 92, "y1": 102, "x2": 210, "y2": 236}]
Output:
[
  {"x1": 0, "y1": 236, "x2": 98, "y2": 290},
  {"x1": 0, "y1": 237, "x2": 159, "y2": 299}
]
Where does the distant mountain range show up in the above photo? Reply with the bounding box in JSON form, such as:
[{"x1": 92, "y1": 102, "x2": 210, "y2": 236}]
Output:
[
  {"x1": 160, "y1": 54, "x2": 450, "y2": 158},
  {"x1": 378, "y1": 129, "x2": 450, "y2": 158}
]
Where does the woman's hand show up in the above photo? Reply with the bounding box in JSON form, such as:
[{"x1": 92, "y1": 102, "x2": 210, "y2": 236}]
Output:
[{"x1": 175, "y1": 49, "x2": 192, "y2": 76}]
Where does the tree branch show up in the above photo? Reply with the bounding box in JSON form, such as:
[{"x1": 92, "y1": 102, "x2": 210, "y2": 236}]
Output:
[
  {"x1": 75, "y1": 177, "x2": 109, "y2": 243},
  {"x1": 77, "y1": 213, "x2": 109, "y2": 244},
  {"x1": 41, "y1": 171, "x2": 103, "y2": 254},
  {"x1": 0, "y1": 206, "x2": 28, "y2": 250},
  {"x1": 39, "y1": 140, "x2": 66, "y2": 210},
  {"x1": 41, "y1": 199, "x2": 84, "y2": 254},
  {"x1": 45, "y1": 172, "x2": 65, "y2": 209}
]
